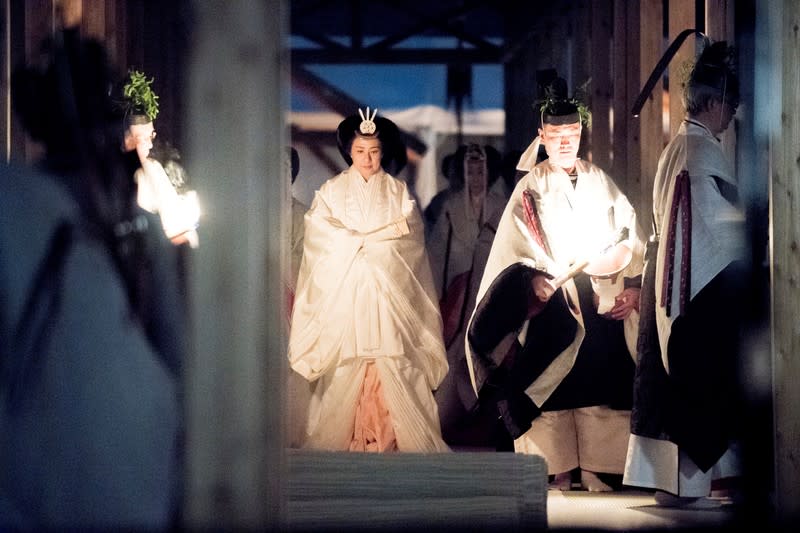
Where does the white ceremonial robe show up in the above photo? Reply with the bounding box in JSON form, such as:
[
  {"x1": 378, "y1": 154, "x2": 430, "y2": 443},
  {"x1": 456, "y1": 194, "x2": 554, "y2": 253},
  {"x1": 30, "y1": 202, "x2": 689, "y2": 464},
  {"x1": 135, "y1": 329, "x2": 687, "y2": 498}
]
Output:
[
  {"x1": 652, "y1": 120, "x2": 746, "y2": 370},
  {"x1": 288, "y1": 167, "x2": 450, "y2": 452},
  {"x1": 465, "y1": 159, "x2": 645, "y2": 472},
  {"x1": 135, "y1": 160, "x2": 199, "y2": 247},
  {"x1": 624, "y1": 119, "x2": 746, "y2": 496},
  {"x1": 467, "y1": 158, "x2": 645, "y2": 405}
]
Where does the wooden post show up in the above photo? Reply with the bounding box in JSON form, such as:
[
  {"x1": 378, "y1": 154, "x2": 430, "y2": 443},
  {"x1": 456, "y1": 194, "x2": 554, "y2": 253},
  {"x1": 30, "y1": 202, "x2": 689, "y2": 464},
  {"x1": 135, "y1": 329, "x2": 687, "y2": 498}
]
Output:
[
  {"x1": 183, "y1": 0, "x2": 288, "y2": 528},
  {"x1": 771, "y1": 0, "x2": 800, "y2": 523},
  {"x1": 636, "y1": 0, "x2": 664, "y2": 225},
  {"x1": 704, "y1": 0, "x2": 734, "y2": 42},
  {"x1": 667, "y1": 0, "x2": 695, "y2": 138},
  {"x1": 613, "y1": 0, "x2": 642, "y2": 217},
  {"x1": 704, "y1": 0, "x2": 736, "y2": 165},
  {"x1": 589, "y1": 0, "x2": 612, "y2": 173}
]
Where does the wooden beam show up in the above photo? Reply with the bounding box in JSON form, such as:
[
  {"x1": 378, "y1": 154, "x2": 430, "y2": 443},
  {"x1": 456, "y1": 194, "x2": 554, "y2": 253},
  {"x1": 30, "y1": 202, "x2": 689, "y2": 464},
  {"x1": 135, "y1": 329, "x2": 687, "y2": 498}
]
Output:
[
  {"x1": 667, "y1": 0, "x2": 695, "y2": 138},
  {"x1": 704, "y1": 0, "x2": 734, "y2": 41},
  {"x1": 589, "y1": 0, "x2": 612, "y2": 174},
  {"x1": 637, "y1": 0, "x2": 664, "y2": 226},
  {"x1": 291, "y1": 47, "x2": 502, "y2": 65},
  {"x1": 613, "y1": 0, "x2": 642, "y2": 217},
  {"x1": 348, "y1": 0, "x2": 362, "y2": 49},
  {"x1": 290, "y1": 126, "x2": 343, "y2": 177},
  {"x1": 291, "y1": 64, "x2": 428, "y2": 155},
  {"x1": 292, "y1": 30, "x2": 347, "y2": 50},
  {"x1": 772, "y1": 0, "x2": 800, "y2": 522},
  {"x1": 704, "y1": 0, "x2": 736, "y2": 166},
  {"x1": 183, "y1": 0, "x2": 287, "y2": 527},
  {"x1": 80, "y1": 0, "x2": 105, "y2": 40},
  {"x1": 370, "y1": 0, "x2": 500, "y2": 52}
]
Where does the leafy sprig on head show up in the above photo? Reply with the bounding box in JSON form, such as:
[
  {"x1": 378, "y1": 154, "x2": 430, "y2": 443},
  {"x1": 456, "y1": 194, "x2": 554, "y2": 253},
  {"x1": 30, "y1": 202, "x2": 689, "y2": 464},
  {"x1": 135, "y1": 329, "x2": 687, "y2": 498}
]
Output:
[
  {"x1": 123, "y1": 69, "x2": 159, "y2": 121},
  {"x1": 535, "y1": 78, "x2": 592, "y2": 128}
]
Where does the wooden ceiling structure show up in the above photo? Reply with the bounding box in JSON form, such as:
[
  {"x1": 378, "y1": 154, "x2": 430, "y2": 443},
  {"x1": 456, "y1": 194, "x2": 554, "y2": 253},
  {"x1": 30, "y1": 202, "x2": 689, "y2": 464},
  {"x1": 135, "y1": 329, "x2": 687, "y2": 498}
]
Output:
[
  {"x1": 288, "y1": 0, "x2": 517, "y2": 175},
  {"x1": 290, "y1": 0, "x2": 509, "y2": 65},
  {"x1": 289, "y1": 0, "x2": 613, "y2": 193}
]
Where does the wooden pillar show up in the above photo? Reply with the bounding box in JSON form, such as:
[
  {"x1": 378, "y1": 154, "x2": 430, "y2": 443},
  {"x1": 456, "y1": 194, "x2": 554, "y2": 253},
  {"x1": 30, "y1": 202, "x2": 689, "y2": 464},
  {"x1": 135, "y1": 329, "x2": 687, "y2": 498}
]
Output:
[
  {"x1": 589, "y1": 0, "x2": 612, "y2": 173},
  {"x1": 704, "y1": 0, "x2": 736, "y2": 165},
  {"x1": 771, "y1": 0, "x2": 800, "y2": 523},
  {"x1": 1, "y1": 0, "x2": 53, "y2": 164},
  {"x1": 502, "y1": 3, "x2": 546, "y2": 154},
  {"x1": 636, "y1": 0, "x2": 664, "y2": 224},
  {"x1": 667, "y1": 0, "x2": 695, "y2": 138},
  {"x1": 705, "y1": 0, "x2": 735, "y2": 41},
  {"x1": 183, "y1": 0, "x2": 288, "y2": 528},
  {"x1": 613, "y1": 0, "x2": 643, "y2": 217}
]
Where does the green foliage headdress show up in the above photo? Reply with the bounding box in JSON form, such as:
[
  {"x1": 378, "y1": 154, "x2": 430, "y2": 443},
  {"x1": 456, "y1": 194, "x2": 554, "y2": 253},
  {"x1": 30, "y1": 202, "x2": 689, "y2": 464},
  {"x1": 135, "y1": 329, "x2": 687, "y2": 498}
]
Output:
[
  {"x1": 536, "y1": 77, "x2": 592, "y2": 128},
  {"x1": 121, "y1": 69, "x2": 159, "y2": 124}
]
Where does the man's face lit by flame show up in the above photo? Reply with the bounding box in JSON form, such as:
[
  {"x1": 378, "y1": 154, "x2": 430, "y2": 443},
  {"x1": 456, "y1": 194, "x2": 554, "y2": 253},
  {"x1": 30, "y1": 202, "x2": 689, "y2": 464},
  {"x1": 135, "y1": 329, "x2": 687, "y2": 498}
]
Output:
[{"x1": 539, "y1": 121, "x2": 582, "y2": 172}]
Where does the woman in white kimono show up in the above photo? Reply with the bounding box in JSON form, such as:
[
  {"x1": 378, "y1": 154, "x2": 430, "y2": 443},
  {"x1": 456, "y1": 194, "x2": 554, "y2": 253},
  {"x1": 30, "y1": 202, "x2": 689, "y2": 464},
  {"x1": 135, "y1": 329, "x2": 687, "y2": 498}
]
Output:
[
  {"x1": 427, "y1": 144, "x2": 506, "y2": 347},
  {"x1": 623, "y1": 40, "x2": 746, "y2": 508},
  {"x1": 465, "y1": 78, "x2": 645, "y2": 491},
  {"x1": 288, "y1": 108, "x2": 450, "y2": 453}
]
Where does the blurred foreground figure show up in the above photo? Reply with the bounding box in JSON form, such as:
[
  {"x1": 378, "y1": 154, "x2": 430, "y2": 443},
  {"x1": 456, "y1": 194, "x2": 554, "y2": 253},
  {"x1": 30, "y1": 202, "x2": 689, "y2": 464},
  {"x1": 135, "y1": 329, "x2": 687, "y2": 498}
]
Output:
[
  {"x1": 624, "y1": 40, "x2": 745, "y2": 509},
  {"x1": 0, "y1": 29, "x2": 184, "y2": 528},
  {"x1": 288, "y1": 107, "x2": 449, "y2": 452}
]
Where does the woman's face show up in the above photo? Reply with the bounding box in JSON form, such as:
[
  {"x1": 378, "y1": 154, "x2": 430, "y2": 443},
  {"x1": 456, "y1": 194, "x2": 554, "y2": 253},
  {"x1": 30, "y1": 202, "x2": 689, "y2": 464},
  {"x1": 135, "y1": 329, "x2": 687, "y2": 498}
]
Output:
[
  {"x1": 465, "y1": 158, "x2": 487, "y2": 193},
  {"x1": 539, "y1": 121, "x2": 582, "y2": 171},
  {"x1": 350, "y1": 136, "x2": 383, "y2": 179}
]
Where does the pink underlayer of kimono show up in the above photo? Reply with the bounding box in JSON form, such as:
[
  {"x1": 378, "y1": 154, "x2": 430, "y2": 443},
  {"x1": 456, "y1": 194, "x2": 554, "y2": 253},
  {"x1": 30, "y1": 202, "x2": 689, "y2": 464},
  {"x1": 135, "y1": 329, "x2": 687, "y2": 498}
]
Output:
[{"x1": 349, "y1": 362, "x2": 398, "y2": 452}]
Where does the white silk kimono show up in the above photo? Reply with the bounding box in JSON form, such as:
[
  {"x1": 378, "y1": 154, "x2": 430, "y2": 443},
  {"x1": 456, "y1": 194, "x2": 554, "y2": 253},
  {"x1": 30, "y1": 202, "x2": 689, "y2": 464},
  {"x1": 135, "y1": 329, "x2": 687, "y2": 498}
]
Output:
[
  {"x1": 288, "y1": 167, "x2": 450, "y2": 452},
  {"x1": 624, "y1": 119, "x2": 745, "y2": 496}
]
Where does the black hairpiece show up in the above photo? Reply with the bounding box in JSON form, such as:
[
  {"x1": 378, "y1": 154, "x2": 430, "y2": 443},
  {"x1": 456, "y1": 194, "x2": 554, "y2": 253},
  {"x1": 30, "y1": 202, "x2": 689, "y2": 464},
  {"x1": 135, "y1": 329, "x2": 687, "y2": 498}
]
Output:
[{"x1": 689, "y1": 41, "x2": 738, "y2": 93}]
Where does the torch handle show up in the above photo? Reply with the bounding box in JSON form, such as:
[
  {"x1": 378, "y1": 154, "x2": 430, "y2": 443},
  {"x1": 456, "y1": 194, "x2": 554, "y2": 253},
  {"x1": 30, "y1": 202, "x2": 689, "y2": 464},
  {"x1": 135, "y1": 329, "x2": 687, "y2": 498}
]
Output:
[{"x1": 551, "y1": 259, "x2": 591, "y2": 289}]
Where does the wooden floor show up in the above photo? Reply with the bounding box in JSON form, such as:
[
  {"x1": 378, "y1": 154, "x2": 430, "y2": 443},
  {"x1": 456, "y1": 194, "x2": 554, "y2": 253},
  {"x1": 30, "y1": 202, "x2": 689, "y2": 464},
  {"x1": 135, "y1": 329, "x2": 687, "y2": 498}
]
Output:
[{"x1": 546, "y1": 489, "x2": 738, "y2": 530}]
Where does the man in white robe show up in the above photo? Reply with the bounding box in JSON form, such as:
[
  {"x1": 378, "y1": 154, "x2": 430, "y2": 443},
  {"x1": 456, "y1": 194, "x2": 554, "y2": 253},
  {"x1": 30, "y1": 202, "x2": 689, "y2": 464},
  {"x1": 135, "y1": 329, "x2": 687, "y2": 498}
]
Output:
[
  {"x1": 120, "y1": 71, "x2": 200, "y2": 248},
  {"x1": 465, "y1": 79, "x2": 645, "y2": 491},
  {"x1": 623, "y1": 40, "x2": 746, "y2": 507},
  {"x1": 288, "y1": 109, "x2": 449, "y2": 453}
]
